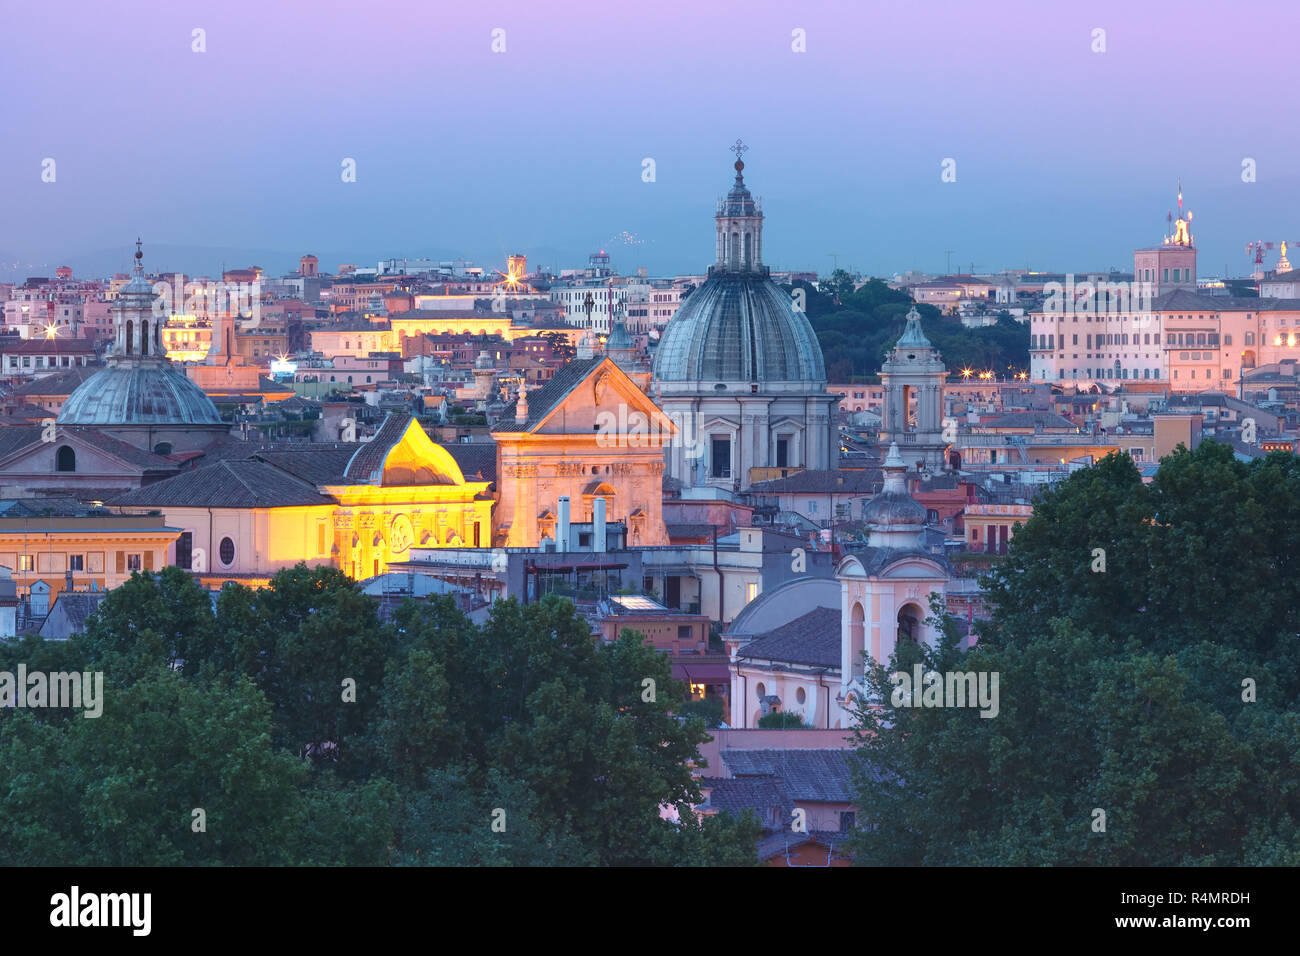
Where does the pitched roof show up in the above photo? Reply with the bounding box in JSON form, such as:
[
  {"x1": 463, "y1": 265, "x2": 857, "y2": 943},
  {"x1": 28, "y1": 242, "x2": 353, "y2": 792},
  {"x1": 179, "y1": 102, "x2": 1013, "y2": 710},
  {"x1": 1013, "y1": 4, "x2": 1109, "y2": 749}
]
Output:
[
  {"x1": 342, "y1": 412, "x2": 413, "y2": 481},
  {"x1": 40, "y1": 591, "x2": 107, "y2": 636},
  {"x1": 444, "y1": 441, "x2": 496, "y2": 482},
  {"x1": 490, "y1": 356, "x2": 605, "y2": 432},
  {"x1": 59, "y1": 427, "x2": 181, "y2": 471},
  {"x1": 254, "y1": 447, "x2": 356, "y2": 483},
  {"x1": 735, "y1": 607, "x2": 843, "y2": 668},
  {"x1": 749, "y1": 468, "x2": 882, "y2": 494},
  {"x1": 721, "y1": 749, "x2": 858, "y2": 802},
  {"x1": 109, "y1": 459, "x2": 337, "y2": 508},
  {"x1": 2, "y1": 338, "x2": 98, "y2": 354},
  {"x1": 12, "y1": 366, "x2": 101, "y2": 396},
  {"x1": 698, "y1": 776, "x2": 791, "y2": 816}
]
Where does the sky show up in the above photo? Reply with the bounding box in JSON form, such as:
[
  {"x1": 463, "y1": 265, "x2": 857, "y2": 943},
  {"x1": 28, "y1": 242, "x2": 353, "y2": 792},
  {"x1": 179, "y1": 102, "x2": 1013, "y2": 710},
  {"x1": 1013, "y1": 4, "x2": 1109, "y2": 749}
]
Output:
[{"x1": 4, "y1": 0, "x2": 1299, "y2": 281}]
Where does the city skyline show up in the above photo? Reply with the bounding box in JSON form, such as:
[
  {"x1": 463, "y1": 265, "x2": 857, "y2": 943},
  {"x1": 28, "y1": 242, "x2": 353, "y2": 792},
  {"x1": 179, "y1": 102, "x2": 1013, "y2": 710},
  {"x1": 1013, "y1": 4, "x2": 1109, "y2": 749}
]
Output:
[{"x1": 7, "y1": 0, "x2": 1300, "y2": 280}]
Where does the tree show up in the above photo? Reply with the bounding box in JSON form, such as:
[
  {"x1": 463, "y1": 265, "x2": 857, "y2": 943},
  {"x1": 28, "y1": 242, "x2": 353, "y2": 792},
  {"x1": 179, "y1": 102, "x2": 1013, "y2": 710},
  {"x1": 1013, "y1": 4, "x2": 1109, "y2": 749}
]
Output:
[
  {"x1": 758, "y1": 711, "x2": 808, "y2": 728},
  {"x1": 849, "y1": 447, "x2": 1300, "y2": 865},
  {"x1": 0, "y1": 668, "x2": 311, "y2": 866}
]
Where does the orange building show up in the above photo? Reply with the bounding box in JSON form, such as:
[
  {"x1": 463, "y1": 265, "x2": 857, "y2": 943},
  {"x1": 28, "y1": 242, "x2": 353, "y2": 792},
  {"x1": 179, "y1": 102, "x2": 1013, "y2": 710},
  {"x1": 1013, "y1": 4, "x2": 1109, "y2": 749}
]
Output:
[{"x1": 491, "y1": 354, "x2": 675, "y2": 548}]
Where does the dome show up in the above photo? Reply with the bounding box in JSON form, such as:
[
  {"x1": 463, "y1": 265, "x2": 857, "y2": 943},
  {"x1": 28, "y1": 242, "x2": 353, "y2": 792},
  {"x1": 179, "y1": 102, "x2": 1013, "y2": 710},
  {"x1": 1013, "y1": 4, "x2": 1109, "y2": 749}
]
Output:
[
  {"x1": 651, "y1": 273, "x2": 826, "y2": 384},
  {"x1": 57, "y1": 363, "x2": 224, "y2": 426},
  {"x1": 863, "y1": 489, "x2": 927, "y2": 530},
  {"x1": 864, "y1": 443, "x2": 927, "y2": 545}
]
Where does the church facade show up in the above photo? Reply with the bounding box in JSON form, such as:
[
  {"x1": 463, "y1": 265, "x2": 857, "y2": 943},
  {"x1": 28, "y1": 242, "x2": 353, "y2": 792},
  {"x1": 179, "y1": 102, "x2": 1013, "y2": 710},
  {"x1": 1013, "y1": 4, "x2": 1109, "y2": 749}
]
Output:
[{"x1": 491, "y1": 353, "x2": 674, "y2": 548}]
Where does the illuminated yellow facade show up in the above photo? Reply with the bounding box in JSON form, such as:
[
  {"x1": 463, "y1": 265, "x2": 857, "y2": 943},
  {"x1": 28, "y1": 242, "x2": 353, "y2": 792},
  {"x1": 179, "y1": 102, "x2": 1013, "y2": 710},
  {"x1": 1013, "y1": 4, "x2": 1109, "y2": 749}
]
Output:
[
  {"x1": 112, "y1": 416, "x2": 492, "y2": 588},
  {"x1": 162, "y1": 314, "x2": 213, "y2": 363}
]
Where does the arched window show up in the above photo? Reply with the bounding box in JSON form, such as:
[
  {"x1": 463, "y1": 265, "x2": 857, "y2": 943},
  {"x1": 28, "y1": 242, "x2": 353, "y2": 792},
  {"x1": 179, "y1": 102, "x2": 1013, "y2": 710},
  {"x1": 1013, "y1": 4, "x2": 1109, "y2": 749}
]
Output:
[
  {"x1": 125, "y1": 320, "x2": 134, "y2": 354},
  {"x1": 141, "y1": 319, "x2": 149, "y2": 356},
  {"x1": 897, "y1": 603, "x2": 923, "y2": 643},
  {"x1": 153, "y1": 442, "x2": 172, "y2": 455},
  {"x1": 849, "y1": 601, "x2": 865, "y2": 679},
  {"x1": 55, "y1": 445, "x2": 75, "y2": 472}
]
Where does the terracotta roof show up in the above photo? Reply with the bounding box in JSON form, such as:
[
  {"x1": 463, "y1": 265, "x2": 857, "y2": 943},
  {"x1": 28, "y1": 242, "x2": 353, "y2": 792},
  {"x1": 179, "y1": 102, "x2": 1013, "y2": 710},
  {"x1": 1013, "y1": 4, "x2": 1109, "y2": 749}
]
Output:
[
  {"x1": 735, "y1": 607, "x2": 843, "y2": 668},
  {"x1": 110, "y1": 459, "x2": 337, "y2": 508}
]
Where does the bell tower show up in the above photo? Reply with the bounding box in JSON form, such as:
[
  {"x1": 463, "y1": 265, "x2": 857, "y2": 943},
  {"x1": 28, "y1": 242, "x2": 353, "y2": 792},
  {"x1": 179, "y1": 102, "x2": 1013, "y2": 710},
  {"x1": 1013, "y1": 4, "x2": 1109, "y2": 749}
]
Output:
[{"x1": 880, "y1": 306, "x2": 948, "y2": 472}]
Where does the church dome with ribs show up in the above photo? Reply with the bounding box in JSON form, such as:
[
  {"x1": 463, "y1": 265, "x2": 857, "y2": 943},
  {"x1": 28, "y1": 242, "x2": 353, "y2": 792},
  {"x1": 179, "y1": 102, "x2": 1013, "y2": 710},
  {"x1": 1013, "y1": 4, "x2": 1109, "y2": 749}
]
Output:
[{"x1": 651, "y1": 152, "x2": 825, "y2": 386}]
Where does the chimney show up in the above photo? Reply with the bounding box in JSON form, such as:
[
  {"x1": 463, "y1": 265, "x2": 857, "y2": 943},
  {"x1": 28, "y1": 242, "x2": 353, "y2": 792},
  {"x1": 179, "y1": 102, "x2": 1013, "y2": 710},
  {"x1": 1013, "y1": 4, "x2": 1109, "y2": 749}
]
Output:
[
  {"x1": 65, "y1": 569, "x2": 74, "y2": 593},
  {"x1": 593, "y1": 496, "x2": 607, "y2": 553},
  {"x1": 556, "y1": 496, "x2": 570, "y2": 553}
]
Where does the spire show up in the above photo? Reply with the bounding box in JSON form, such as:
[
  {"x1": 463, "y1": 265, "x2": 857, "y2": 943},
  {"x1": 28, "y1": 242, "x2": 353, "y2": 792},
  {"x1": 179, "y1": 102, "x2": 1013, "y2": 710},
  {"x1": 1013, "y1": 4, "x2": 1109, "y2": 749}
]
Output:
[
  {"x1": 895, "y1": 305, "x2": 933, "y2": 349},
  {"x1": 134, "y1": 237, "x2": 143, "y2": 275}
]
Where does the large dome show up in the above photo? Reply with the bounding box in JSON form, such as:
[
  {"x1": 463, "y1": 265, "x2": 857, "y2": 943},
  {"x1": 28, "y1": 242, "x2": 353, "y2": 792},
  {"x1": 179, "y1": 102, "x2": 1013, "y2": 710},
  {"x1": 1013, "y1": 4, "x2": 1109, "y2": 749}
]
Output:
[
  {"x1": 651, "y1": 273, "x2": 826, "y2": 384},
  {"x1": 58, "y1": 363, "x2": 224, "y2": 426}
]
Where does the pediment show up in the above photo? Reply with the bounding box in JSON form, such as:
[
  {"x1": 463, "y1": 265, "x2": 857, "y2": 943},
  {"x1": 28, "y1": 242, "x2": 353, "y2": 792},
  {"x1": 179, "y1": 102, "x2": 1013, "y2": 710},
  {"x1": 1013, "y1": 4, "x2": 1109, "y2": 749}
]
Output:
[{"x1": 533, "y1": 357, "x2": 675, "y2": 440}]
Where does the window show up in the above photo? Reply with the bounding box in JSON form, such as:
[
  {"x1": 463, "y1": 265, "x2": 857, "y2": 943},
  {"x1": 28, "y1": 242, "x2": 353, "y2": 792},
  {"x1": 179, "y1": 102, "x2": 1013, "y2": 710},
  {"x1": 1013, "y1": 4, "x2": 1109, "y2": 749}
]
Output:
[
  {"x1": 1225, "y1": 334, "x2": 1232, "y2": 346},
  {"x1": 317, "y1": 523, "x2": 327, "y2": 555},
  {"x1": 69, "y1": 554, "x2": 84, "y2": 571},
  {"x1": 746, "y1": 582, "x2": 759, "y2": 603},
  {"x1": 219, "y1": 536, "x2": 235, "y2": 566},
  {"x1": 55, "y1": 445, "x2": 75, "y2": 472},
  {"x1": 840, "y1": 811, "x2": 857, "y2": 832},
  {"x1": 796, "y1": 687, "x2": 806, "y2": 705},
  {"x1": 776, "y1": 437, "x2": 789, "y2": 468},
  {"x1": 177, "y1": 532, "x2": 193, "y2": 569},
  {"x1": 127, "y1": 553, "x2": 142, "y2": 571},
  {"x1": 710, "y1": 437, "x2": 731, "y2": 479},
  {"x1": 19, "y1": 555, "x2": 33, "y2": 571}
]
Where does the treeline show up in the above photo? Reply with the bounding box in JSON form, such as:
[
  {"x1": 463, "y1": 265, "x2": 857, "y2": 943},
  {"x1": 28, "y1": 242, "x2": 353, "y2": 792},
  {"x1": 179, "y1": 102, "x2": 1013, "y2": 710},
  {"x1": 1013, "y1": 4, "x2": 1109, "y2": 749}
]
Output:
[
  {"x1": 783, "y1": 274, "x2": 1030, "y2": 381},
  {"x1": 0, "y1": 569, "x2": 759, "y2": 866}
]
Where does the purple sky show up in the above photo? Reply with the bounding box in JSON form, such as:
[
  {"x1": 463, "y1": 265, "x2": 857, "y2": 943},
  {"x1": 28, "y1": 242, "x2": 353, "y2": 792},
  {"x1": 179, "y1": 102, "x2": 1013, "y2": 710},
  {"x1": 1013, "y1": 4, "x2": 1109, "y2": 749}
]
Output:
[{"x1": 5, "y1": 0, "x2": 1298, "y2": 280}]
